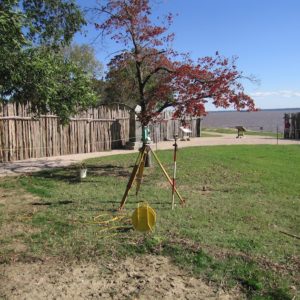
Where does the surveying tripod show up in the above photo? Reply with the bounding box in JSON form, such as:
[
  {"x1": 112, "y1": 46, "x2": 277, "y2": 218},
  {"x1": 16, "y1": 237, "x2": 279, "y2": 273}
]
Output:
[{"x1": 119, "y1": 142, "x2": 185, "y2": 210}]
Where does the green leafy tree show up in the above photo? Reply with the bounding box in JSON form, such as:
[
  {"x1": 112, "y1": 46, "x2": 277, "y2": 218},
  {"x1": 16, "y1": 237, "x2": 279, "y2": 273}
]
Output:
[
  {"x1": 104, "y1": 55, "x2": 139, "y2": 107},
  {"x1": 22, "y1": 0, "x2": 85, "y2": 47},
  {"x1": 0, "y1": 1, "x2": 27, "y2": 100},
  {"x1": 62, "y1": 43, "x2": 105, "y2": 104},
  {"x1": 14, "y1": 49, "x2": 97, "y2": 122},
  {"x1": 1, "y1": 0, "x2": 85, "y2": 48},
  {"x1": 104, "y1": 51, "x2": 173, "y2": 109},
  {"x1": 0, "y1": 0, "x2": 97, "y2": 122},
  {"x1": 91, "y1": 78, "x2": 106, "y2": 105},
  {"x1": 62, "y1": 44, "x2": 103, "y2": 79},
  {"x1": 0, "y1": 1, "x2": 26, "y2": 52}
]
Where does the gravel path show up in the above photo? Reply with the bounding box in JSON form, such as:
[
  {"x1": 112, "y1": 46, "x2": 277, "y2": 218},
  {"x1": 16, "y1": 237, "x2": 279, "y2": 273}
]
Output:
[{"x1": 1, "y1": 134, "x2": 299, "y2": 177}]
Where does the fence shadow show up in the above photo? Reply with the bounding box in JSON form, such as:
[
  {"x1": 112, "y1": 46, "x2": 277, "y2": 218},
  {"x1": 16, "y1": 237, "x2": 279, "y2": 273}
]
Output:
[
  {"x1": 111, "y1": 120, "x2": 122, "y2": 149},
  {"x1": 31, "y1": 164, "x2": 133, "y2": 184}
]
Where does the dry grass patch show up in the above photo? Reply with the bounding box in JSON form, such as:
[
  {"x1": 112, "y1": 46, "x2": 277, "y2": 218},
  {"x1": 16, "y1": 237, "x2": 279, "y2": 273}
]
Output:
[{"x1": 0, "y1": 186, "x2": 43, "y2": 263}]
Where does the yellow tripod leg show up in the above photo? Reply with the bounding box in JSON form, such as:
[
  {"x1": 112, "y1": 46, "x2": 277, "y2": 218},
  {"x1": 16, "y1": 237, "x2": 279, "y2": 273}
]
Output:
[
  {"x1": 135, "y1": 151, "x2": 146, "y2": 195},
  {"x1": 119, "y1": 146, "x2": 147, "y2": 210}
]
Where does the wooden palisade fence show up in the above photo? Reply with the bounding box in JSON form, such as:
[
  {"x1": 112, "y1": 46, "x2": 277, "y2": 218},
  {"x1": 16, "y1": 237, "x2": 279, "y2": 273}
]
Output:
[
  {"x1": 148, "y1": 111, "x2": 202, "y2": 142},
  {"x1": 284, "y1": 113, "x2": 300, "y2": 139},
  {"x1": 0, "y1": 102, "x2": 131, "y2": 162},
  {"x1": 0, "y1": 102, "x2": 202, "y2": 162}
]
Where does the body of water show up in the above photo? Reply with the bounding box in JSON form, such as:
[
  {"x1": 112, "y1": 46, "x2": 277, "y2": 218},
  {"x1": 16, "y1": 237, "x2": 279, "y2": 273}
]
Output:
[{"x1": 202, "y1": 108, "x2": 300, "y2": 133}]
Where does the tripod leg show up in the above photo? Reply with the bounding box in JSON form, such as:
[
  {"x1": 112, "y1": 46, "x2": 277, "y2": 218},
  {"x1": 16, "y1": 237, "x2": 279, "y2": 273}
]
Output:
[
  {"x1": 151, "y1": 149, "x2": 185, "y2": 206},
  {"x1": 136, "y1": 151, "x2": 146, "y2": 195},
  {"x1": 119, "y1": 146, "x2": 146, "y2": 210}
]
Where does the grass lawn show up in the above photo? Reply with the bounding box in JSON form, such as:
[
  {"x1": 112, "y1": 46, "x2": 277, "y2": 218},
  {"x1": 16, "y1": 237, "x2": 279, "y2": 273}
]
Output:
[
  {"x1": 0, "y1": 145, "x2": 299, "y2": 299},
  {"x1": 200, "y1": 132, "x2": 223, "y2": 137},
  {"x1": 202, "y1": 127, "x2": 283, "y2": 138}
]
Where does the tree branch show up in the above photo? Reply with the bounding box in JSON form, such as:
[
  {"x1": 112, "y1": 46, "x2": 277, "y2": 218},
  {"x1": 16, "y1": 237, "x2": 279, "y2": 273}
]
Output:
[
  {"x1": 142, "y1": 66, "x2": 173, "y2": 87},
  {"x1": 140, "y1": 49, "x2": 167, "y2": 62}
]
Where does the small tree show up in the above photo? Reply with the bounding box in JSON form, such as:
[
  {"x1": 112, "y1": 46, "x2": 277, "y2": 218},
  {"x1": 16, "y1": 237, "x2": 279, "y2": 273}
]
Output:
[{"x1": 95, "y1": 0, "x2": 255, "y2": 133}]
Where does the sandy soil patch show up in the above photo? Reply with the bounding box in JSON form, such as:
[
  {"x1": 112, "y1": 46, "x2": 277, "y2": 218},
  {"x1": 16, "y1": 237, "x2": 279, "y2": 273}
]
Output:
[
  {"x1": 0, "y1": 187, "x2": 41, "y2": 262},
  {"x1": 0, "y1": 255, "x2": 242, "y2": 300},
  {"x1": 0, "y1": 187, "x2": 39, "y2": 213}
]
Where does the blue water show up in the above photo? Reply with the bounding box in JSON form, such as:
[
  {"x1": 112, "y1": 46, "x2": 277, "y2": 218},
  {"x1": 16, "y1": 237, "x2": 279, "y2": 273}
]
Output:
[{"x1": 202, "y1": 108, "x2": 300, "y2": 133}]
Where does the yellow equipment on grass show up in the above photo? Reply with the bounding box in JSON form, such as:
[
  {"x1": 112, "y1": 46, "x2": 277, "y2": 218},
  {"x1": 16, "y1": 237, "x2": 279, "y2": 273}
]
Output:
[{"x1": 131, "y1": 203, "x2": 156, "y2": 232}]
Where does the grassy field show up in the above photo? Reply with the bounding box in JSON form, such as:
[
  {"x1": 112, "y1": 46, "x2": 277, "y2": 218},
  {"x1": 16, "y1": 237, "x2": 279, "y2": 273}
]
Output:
[
  {"x1": 202, "y1": 127, "x2": 283, "y2": 138},
  {"x1": 0, "y1": 145, "x2": 299, "y2": 299}
]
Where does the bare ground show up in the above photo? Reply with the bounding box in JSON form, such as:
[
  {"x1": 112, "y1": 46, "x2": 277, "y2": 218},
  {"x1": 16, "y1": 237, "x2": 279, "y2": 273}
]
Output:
[{"x1": 0, "y1": 255, "x2": 242, "y2": 300}]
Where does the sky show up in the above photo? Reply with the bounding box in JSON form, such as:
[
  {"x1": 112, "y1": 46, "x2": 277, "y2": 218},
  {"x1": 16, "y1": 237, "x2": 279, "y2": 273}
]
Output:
[{"x1": 75, "y1": 0, "x2": 300, "y2": 110}]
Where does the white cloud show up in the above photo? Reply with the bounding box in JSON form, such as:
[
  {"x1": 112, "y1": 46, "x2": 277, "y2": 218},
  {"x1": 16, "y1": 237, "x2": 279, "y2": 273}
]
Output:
[{"x1": 250, "y1": 90, "x2": 300, "y2": 98}]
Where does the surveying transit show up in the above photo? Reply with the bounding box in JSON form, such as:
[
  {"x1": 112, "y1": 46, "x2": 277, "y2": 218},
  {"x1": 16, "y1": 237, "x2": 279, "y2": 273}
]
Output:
[{"x1": 119, "y1": 124, "x2": 186, "y2": 211}]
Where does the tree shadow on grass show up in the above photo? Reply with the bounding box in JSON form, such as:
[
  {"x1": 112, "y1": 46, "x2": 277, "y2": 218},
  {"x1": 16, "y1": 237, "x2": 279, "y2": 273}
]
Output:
[
  {"x1": 30, "y1": 164, "x2": 133, "y2": 184},
  {"x1": 88, "y1": 164, "x2": 133, "y2": 178},
  {"x1": 29, "y1": 167, "x2": 79, "y2": 184},
  {"x1": 31, "y1": 200, "x2": 74, "y2": 206}
]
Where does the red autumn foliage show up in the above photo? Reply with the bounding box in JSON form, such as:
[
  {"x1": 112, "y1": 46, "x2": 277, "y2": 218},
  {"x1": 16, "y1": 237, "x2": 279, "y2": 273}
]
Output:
[{"x1": 95, "y1": 0, "x2": 256, "y2": 125}]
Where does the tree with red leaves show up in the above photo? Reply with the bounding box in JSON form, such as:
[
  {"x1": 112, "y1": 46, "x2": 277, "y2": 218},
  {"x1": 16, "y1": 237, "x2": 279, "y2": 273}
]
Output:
[{"x1": 95, "y1": 0, "x2": 256, "y2": 129}]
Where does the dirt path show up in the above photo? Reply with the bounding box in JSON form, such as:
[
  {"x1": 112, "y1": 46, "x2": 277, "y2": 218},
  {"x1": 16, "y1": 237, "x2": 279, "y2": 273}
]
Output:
[
  {"x1": 0, "y1": 134, "x2": 299, "y2": 177},
  {"x1": 1, "y1": 255, "x2": 242, "y2": 300}
]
